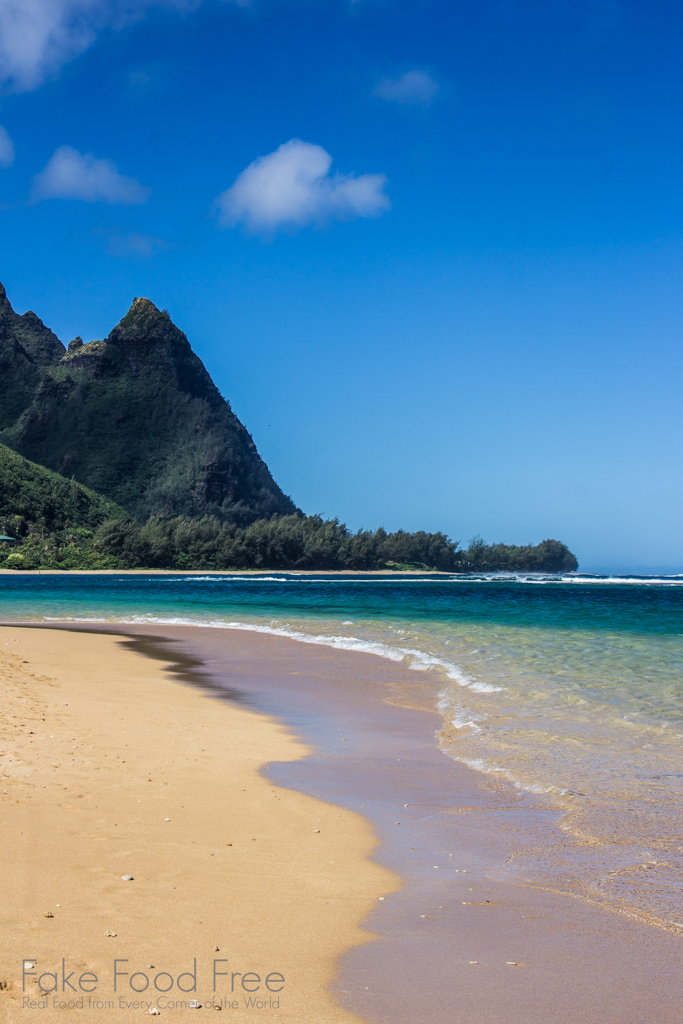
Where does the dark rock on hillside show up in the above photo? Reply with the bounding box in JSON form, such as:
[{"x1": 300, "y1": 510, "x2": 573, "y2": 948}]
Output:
[{"x1": 0, "y1": 289, "x2": 297, "y2": 524}]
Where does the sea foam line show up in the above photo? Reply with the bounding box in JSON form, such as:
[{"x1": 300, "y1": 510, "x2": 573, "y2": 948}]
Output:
[
  {"x1": 166, "y1": 573, "x2": 683, "y2": 587},
  {"x1": 40, "y1": 613, "x2": 503, "y2": 694}
]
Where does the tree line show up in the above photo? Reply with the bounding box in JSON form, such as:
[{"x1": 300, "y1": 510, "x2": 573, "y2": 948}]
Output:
[{"x1": 0, "y1": 511, "x2": 578, "y2": 573}]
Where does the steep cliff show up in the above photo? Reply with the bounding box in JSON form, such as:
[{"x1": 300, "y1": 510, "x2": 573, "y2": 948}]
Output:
[{"x1": 0, "y1": 290, "x2": 297, "y2": 524}]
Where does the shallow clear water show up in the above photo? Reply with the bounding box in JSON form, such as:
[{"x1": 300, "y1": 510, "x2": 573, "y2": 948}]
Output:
[{"x1": 2, "y1": 571, "x2": 683, "y2": 929}]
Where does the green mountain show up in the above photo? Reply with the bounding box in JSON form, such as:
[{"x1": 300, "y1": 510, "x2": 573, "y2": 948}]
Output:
[{"x1": 0, "y1": 287, "x2": 297, "y2": 525}]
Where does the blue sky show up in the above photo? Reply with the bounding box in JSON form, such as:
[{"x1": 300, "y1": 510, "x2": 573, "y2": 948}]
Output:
[{"x1": 0, "y1": 0, "x2": 681, "y2": 571}]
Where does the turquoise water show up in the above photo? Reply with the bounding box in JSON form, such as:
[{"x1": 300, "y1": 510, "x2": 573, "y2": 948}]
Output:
[{"x1": 2, "y1": 570, "x2": 683, "y2": 929}]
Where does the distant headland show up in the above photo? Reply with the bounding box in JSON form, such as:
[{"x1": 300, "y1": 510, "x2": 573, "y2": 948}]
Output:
[{"x1": 0, "y1": 284, "x2": 577, "y2": 573}]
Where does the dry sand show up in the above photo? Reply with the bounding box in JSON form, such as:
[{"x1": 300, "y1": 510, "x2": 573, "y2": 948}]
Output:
[{"x1": 0, "y1": 626, "x2": 397, "y2": 1023}]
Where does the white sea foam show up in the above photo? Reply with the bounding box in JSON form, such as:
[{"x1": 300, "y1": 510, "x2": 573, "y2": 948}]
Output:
[
  {"x1": 178, "y1": 576, "x2": 289, "y2": 583},
  {"x1": 101, "y1": 572, "x2": 683, "y2": 587},
  {"x1": 438, "y1": 700, "x2": 483, "y2": 733},
  {"x1": 454, "y1": 755, "x2": 556, "y2": 794},
  {"x1": 450, "y1": 716, "x2": 481, "y2": 731}
]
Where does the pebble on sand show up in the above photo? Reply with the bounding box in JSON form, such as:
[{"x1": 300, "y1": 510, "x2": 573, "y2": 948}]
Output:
[
  {"x1": 121, "y1": 875, "x2": 134, "y2": 881},
  {"x1": 146, "y1": 1009, "x2": 160, "y2": 1015},
  {"x1": 44, "y1": 911, "x2": 54, "y2": 918},
  {"x1": 188, "y1": 1000, "x2": 202, "y2": 1009}
]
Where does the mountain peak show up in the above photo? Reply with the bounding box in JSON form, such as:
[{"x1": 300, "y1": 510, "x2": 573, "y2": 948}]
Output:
[
  {"x1": 114, "y1": 296, "x2": 168, "y2": 334},
  {"x1": 0, "y1": 281, "x2": 65, "y2": 431},
  {"x1": 131, "y1": 296, "x2": 160, "y2": 315},
  {"x1": 0, "y1": 285, "x2": 297, "y2": 525}
]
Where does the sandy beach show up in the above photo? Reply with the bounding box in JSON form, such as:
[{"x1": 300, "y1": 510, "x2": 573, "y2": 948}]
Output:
[
  {"x1": 3, "y1": 620, "x2": 683, "y2": 1024},
  {"x1": 0, "y1": 626, "x2": 396, "y2": 1023}
]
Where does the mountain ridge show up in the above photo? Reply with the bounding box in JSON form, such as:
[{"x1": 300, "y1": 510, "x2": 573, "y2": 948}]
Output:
[{"x1": 0, "y1": 286, "x2": 298, "y2": 525}]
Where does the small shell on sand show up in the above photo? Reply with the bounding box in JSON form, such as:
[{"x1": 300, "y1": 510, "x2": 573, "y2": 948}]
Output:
[
  {"x1": 146, "y1": 1009, "x2": 160, "y2": 1015},
  {"x1": 44, "y1": 911, "x2": 54, "y2": 918},
  {"x1": 188, "y1": 1000, "x2": 202, "y2": 1009},
  {"x1": 121, "y1": 875, "x2": 134, "y2": 881},
  {"x1": 104, "y1": 930, "x2": 117, "y2": 937},
  {"x1": 313, "y1": 829, "x2": 320, "y2": 833}
]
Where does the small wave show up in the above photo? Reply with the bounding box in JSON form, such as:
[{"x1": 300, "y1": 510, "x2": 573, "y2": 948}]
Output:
[
  {"x1": 559, "y1": 575, "x2": 683, "y2": 587},
  {"x1": 437, "y1": 696, "x2": 483, "y2": 733},
  {"x1": 40, "y1": 613, "x2": 502, "y2": 694},
  {"x1": 452, "y1": 717, "x2": 481, "y2": 731},
  {"x1": 178, "y1": 575, "x2": 290, "y2": 582},
  {"x1": 454, "y1": 755, "x2": 557, "y2": 794}
]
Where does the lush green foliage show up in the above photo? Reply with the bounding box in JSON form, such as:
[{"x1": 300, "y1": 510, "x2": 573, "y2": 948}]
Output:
[
  {"x1": 457, "y1": 535, "x2": 578, "y2": 573},
  {"x1": 0, "y1": 443, "x2": 127, "y2": 531},
  {"x1": 89, "y1": 515, "x2": 577, "y2": 572},
  {"x1": 91, "y1": 515, "x2": 461, "y2": 570},
  {"x1": 0, "y1": 443, "x2": 129, "y2": 570}
]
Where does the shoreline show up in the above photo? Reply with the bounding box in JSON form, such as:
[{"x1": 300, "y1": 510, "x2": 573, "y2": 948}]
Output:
[
  {"x1": 0, "y1": 569, "x2": 457, "y2": 576},
  {"x1": 3, "y1": 619, "x2": 683, "y2": 1022},
  {"x1": 0, "y1": 626, "x2": 397, "y2": 1023}
]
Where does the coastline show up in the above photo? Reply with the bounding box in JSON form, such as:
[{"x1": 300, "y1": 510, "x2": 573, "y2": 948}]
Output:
[
  {"x1": 0, "y1": 626, "x2": 396, "y2": 1022},
  {"x1": 3, "y1": 620, "x2": 683, "y2": 1023},
  {"x1": 0, "y1": 569, "x2": 456, "y2": 576}
]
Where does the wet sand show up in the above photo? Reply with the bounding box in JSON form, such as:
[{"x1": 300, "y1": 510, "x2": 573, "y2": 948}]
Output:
[
  {"x1": 101, "y1": 623, "x2": 683, "y2": 1024},
  {"x1": 0, "y1": 626, "x2": 395, "y2": 1023},
  {"x1": 3, "y1": 621, "x2": 683, "y2": 1023}
]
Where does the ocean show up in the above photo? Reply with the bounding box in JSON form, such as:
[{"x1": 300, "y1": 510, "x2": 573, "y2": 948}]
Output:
[{"x1": 3, "y1": 570, "x2": 683, "y2": 932}]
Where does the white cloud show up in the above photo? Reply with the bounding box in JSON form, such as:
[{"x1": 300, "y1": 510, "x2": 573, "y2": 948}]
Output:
[
  {"x1": 32, "y1": 145, "x2": 150, "y2": 204},
  {"x1": 373, "y1": 70, "x2": 439, "y2": 106},
  {"x1": 216, "y1": 139, "x2": 390, "y2": 234},
  {"x1": 0, "y1": 125, "x2": 14, "y2": 166},
  {"x1": 0, "y1": 0, "x2": 243, "y2": 92}
]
